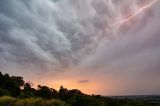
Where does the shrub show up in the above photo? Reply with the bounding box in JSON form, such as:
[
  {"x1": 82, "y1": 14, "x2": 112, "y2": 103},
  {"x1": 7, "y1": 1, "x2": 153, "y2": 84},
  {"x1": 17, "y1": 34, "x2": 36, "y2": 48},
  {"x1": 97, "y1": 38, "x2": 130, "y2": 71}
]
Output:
[
  {"x1": 47, "y1": 99, "x2": 66, "y2": 106},
  {"x1": 15, "y1": 98, "x2": 45, "y2": 106},
  {"x1": 15, "y1": 98, "x2": 66, "y2": 106},
  {"x1": 0, "y1": 96, "x2": 16, "y2": 106}
]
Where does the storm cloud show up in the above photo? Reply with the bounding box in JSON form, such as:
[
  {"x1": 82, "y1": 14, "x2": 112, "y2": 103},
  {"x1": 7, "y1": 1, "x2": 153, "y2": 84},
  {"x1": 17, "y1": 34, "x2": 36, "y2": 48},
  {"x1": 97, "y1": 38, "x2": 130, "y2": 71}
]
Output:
[{"x1": 0, "y1": 0, "x2": 160, "y2": 95}]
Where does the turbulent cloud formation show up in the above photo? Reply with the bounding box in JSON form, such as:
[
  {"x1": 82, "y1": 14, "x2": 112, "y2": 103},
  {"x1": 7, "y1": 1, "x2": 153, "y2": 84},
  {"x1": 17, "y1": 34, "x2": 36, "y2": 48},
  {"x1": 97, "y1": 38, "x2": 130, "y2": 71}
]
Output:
[{"x1": 0, "y1": 0, "x2": 160, "y2": 95}]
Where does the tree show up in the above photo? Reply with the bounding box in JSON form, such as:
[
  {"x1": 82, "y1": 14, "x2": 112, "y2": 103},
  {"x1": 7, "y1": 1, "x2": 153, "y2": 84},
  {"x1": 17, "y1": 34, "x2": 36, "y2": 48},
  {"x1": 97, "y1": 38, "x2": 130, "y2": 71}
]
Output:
[
  {"x1": 11, "y1": 76, "x2": 24, "y2": 87},
  {"x1": 0, "y1": 72, "x2": 24, "y2": 97},
  {"x1": 0, "y1": 88, "x2": 10, "y2": 96},
  {"x1": 37, "y1": 85, "x2": 58, "y2": 99},
  {"x1": 20, "y1": 82, "x2": 36, "y2": 98},
  {"x1": 59, "y1": 86, "x2": 70, "y2": 101}
]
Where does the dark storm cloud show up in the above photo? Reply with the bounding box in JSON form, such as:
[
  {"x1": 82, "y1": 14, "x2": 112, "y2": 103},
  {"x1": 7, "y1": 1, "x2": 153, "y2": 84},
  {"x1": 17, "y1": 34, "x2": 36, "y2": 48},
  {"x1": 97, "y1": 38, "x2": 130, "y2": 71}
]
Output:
[{"x1": 0, "y1": 0, "x2": 115, "y2": 74}]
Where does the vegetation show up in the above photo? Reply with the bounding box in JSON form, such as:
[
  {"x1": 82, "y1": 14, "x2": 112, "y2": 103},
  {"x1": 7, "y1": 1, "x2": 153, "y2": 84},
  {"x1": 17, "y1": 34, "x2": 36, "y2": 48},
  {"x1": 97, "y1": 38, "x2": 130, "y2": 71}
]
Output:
[
  {"x1": 0, "y1": 72, "x2": 160, "y2": 106},
  {"x1": 0, "y1": 96, "x2": 65, "y2": 106}
]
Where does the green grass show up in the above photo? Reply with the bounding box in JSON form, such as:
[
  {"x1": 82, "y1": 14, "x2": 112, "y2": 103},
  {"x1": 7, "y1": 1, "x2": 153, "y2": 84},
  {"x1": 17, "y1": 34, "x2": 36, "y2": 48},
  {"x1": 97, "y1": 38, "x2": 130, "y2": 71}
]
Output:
[
  {"x1": 0, "y1": 96, "x2": 16, "y2": 106},
  {"x1": 0, "y1": 96, "x2": 66, "y2": 106}
]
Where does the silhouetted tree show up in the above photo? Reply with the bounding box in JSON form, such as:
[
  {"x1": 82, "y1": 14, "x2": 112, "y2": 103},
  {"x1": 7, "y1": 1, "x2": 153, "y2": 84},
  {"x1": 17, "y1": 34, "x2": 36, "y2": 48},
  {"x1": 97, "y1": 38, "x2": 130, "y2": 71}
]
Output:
[
  {"x1": 0, "y1": 72, "x2": 24, "y2": 97},
  {"x1": 59, "y1": 86, "x2": 70, "y2": 101},
  {"x1": 11, "y1": 76, "x2": 24, "y2": 87},
  {"x1": 36, "y1": 85, "x2": 58, "y2": 99},
  {"x1": 20, "y1": 82, "x2": 36, "y2": 98}
]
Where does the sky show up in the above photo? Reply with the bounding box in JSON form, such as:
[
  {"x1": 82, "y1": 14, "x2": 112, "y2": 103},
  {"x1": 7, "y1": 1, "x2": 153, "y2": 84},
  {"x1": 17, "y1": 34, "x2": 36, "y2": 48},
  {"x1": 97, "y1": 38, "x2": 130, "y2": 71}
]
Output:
[{"x1": 0, "y1": 0, "x2": 160, "y2": 96}]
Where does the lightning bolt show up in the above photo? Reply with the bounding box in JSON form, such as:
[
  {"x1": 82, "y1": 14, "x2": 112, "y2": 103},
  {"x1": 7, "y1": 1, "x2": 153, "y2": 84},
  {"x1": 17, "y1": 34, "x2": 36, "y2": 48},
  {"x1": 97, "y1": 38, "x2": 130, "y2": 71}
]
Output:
[{"x1": 111, "y1": 0, "x2": 158, "y2": 27}]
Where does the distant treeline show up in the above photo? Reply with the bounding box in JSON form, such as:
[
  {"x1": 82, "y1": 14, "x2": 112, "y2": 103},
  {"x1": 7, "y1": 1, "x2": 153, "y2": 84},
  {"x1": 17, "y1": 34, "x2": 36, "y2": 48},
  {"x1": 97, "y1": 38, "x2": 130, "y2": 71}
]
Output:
[{"x1": 0, "y1": 72, "x2": 160, "y2": 106}]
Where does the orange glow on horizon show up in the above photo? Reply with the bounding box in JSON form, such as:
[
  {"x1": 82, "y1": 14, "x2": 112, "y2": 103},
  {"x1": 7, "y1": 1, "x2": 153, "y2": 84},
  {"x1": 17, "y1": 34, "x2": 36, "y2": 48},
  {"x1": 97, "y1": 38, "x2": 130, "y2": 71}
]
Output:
[{"x1": 32, "y1": 79, "x2": 102, "y2": 95}]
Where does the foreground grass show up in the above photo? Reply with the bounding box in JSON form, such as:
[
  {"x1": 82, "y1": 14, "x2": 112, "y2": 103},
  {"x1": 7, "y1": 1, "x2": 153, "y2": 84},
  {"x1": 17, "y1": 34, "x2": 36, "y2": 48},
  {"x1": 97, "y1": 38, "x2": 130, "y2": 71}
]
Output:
[
  {"x1": 0, "y1": 96, "x2": 160, "y2": 106},
  {"x1": 0, "y1": 96, "x2": 66, "y2": 106}
]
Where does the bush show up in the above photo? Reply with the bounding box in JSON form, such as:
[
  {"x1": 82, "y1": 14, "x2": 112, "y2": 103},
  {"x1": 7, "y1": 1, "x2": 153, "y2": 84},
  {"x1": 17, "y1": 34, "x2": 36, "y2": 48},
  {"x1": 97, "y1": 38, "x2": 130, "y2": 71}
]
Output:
[
  {"x1": 15, "y1": 98, "x2": 42, "y2": 106},
  {"x1": 15, "y1": 98, "x2": 66, "y2": 106},
  {"x1": 0, "y1": 96, "x2": 16, "y2": 106},
  {"x1": 0, "y1": 96, "x2": 66, "y2": 106},
  {"x1": 47, "y1": 99, "x2": 66, "y2": 106}
]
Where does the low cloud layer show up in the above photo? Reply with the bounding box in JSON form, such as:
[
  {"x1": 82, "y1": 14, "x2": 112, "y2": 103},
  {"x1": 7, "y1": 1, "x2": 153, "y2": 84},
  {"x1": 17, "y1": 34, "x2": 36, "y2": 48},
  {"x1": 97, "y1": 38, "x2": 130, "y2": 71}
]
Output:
[
  {"x1": 0, "y1": 0, "x2": 160, "y2": 95},
  {"x1": 78, "y1": 80, "x2": 90, "y2": 84}
]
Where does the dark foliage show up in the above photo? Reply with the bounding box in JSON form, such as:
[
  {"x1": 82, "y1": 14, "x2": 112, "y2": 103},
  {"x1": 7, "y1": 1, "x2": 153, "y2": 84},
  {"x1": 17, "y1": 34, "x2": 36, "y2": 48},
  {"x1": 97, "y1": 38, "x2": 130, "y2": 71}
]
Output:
[
  {"x1": 36, "y1": 85, "x2": 58, "y2": 99},
  {"x1": 0, "y1": 72, "x2": 24, "y2": 97}
]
